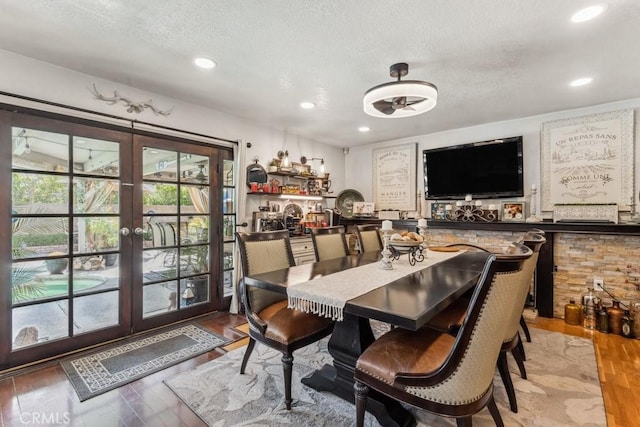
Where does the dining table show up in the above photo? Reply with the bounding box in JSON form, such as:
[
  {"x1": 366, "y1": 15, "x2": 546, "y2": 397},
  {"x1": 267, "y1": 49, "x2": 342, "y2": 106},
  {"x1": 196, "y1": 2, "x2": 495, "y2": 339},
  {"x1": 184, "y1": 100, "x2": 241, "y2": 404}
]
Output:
[{"x1": 243, "y1": 248, "x2": 492, "y2": 427}]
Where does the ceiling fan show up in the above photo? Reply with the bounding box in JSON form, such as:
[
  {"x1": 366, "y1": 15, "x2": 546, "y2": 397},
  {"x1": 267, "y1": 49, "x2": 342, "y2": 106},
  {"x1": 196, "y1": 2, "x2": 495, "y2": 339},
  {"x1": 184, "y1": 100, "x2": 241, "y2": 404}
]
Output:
[
  {"x1": 363, "y1": 63, "x2": 438, "y2": 118},
  {"x1": 194, "y1": 163, "x2": 207, "y2": 182}
]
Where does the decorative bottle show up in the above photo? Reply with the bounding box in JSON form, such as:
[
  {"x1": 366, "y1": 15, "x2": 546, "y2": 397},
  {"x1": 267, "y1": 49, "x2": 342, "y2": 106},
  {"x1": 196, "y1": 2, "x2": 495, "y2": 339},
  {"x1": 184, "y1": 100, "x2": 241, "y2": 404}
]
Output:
[
  {"x1": 621, "y1": 310, "x2": 633, "y2": 338},
  {"x1": 607, "y1": 300, "x2": 624, "y2": 335},
  {"x1": 631, "y1": 300, "x2": 640, "y2": 340},
  {"x1": 596, "y1": 304, "x2": 609, "y2": 334},
  {"x1": 581, "y1": 288, "x2": 600, "y2": 330},
  {"x1": 564, "y1": 299, "x2": 582, "y2": 326}
]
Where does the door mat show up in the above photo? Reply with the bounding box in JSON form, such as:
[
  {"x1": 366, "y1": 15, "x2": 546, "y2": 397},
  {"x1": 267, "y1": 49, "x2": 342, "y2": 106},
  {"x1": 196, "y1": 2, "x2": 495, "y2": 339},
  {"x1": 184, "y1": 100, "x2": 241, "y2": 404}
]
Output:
[{"x1": 62, "y1": 323, "x2": 229, "y2": 401}]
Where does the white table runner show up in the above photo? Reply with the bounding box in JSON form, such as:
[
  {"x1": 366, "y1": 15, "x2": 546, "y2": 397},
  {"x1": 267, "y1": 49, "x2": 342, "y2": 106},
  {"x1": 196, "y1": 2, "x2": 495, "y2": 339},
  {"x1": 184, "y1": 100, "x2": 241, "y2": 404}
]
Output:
[{"x1": 287, "y1": 249, "x2": 464, "y2": 321}]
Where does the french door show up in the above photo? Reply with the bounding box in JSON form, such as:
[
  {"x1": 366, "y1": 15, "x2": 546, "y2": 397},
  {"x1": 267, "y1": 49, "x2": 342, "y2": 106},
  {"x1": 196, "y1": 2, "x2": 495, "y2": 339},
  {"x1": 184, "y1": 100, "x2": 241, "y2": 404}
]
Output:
[{"x1": 1, "y1": 109, "x2": 234, "y2": 369}]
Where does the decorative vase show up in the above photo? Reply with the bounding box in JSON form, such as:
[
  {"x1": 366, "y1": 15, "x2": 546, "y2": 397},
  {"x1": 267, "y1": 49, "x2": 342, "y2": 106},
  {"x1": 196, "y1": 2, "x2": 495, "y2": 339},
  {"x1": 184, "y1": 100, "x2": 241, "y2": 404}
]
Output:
[
  {"x1": 564, "y1": 299, "x2": 582, "y2": 325},
  {"x1": 607, "y1": 300, "x2": 624, "y2": 335},
  {"x1": 581, "y1": 288, "x2": 600, "y2": 330},
  {"x1": 631, "y1": 301, "x2": 640, "y2": 340}
]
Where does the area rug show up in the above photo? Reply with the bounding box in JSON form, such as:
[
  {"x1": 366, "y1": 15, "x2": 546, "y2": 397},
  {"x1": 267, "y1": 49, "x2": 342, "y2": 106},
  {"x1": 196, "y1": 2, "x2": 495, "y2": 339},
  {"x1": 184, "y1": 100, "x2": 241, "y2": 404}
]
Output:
[
  {"x1": 165, "y1": 327, "x2": 606, "y2": 426},
  {"x1": 62, "y1": 323, "x2": 229, "y2": 401}
]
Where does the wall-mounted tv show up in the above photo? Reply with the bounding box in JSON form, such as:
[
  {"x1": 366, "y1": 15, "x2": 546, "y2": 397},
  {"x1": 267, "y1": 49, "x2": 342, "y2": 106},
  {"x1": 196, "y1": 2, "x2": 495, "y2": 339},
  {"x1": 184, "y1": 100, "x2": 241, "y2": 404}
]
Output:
[{"x1": 423, "y1": 136, "x2": 524, "y2": 200}]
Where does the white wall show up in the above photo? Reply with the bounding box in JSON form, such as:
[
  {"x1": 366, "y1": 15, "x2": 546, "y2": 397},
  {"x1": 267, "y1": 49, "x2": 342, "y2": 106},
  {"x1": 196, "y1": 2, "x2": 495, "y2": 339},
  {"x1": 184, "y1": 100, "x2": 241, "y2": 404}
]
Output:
[
  {"x1": 0, "y1": 49, "x2": 346, "y2": 225},
  {"x1": 346, "y1": 99, "x2": 640, "y2": 218}
]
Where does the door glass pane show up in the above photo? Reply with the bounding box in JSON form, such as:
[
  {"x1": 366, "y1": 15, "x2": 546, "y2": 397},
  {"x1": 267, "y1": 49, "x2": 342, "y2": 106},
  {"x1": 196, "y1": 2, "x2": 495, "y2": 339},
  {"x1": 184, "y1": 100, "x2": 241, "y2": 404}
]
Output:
[
  {"x1": 12, "y1": 217, "x2": 69, "y2": 259},
  {"x1": 223, "y1": 188, "x2": 234, "y2": 214},
  {"x1": 73, "y1": 137, "x2": 119, "y2": 176},
  {"x1": 73, "y1": 178, "x2": 120, "y2": 213},
  {"x1": 12, "y1": 173, "x2": 69, "y2": 214},
  {"x1": 179, "y1": 154, "x2": 208, "y2": 182},
  {"x1": 73, "y1": 292, "x2": 119, "y2": 334},
  {"x1": 143, "y1": 148, "x2": 177, "y2": 182},
  {"x1": 181, "y1": 185, "x2": 210, "y2": 214},
  {"x1": 223, "y1": 159, "x2": 234, "y2": 186},
  {"x1": 143, "y1": 183, "x2": 178, "y2": 214},
  {"x1": 12, "y1": 300, "x2": 69, "y2": 350},
  {"x1": 181, "y1": 276, "x2": 209, "y2": 306},
  {"x1": 223, "y1": 215, "x2": 235, "y2": 241},
  {"x1": 75, "y1": 216, "x2": 120, "y2": 254},
  {"x1": 143, "y1": 282, "x2": 178, "y2": 318},
  {"x1": 12, "y1": 128, "x2": 69, "y2": 172},
  {"x1": 181, "y1": 244, "x2": 209, "y2": 275}
]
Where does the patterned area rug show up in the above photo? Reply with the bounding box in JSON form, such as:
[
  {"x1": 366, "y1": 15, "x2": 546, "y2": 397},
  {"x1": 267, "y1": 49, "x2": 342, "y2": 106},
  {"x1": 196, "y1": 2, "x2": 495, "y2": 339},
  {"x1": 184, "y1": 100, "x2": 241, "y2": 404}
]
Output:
[
  {"x1": 165, "y1": 326, "x2": 606, "y2": 426},
  {"x1": 62, "y1": 323, "x2": 229, "y2": 401}
]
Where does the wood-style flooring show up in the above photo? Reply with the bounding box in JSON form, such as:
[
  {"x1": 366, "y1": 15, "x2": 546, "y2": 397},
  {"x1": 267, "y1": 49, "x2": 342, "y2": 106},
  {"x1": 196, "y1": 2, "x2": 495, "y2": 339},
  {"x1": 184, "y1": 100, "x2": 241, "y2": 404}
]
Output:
[{"x1": 0, "y1": 312, "x2": 637, "y2": 426}]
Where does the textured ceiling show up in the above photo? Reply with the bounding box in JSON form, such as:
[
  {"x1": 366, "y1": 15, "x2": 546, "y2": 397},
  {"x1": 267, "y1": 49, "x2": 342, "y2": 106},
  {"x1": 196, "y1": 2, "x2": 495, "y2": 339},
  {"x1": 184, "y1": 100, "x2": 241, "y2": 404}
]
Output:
[{"x1": 1, "y1": 0, "x2": 639, "y2": 147}]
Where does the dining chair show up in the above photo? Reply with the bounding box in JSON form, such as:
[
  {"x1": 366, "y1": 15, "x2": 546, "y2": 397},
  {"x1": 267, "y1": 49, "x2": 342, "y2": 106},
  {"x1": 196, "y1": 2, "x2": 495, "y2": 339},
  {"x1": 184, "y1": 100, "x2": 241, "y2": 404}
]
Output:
[
  {"x1": 520, "y1": 228, "x2": 546, "y2": 344},
  {"x1": 354, "y1": 241, "x2": 533, "y2": 427},
  {"x1": 424, "y1": 230, "x2": 546, "y2": 413},
  {"x1": 235, "y1": 230, "x2": 334, "y2": 410},
  {"x1": 355, "y1": 224, "x2": 383, "y2": 253},
  {"x1": 310, "y1": 226, "x2": 350, "y2": 261}
]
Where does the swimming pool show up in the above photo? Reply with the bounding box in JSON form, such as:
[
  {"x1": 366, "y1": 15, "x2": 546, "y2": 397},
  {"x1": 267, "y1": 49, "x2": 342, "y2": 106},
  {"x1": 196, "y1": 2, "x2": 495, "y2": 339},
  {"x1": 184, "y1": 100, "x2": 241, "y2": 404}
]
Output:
[{"x1": 37, "y1": 277, "x2": 105, "y2": 297}]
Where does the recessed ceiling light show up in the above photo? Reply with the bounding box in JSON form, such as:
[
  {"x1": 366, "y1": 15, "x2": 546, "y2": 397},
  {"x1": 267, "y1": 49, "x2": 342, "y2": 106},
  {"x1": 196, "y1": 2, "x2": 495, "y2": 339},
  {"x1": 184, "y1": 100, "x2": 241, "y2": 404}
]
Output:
[
  {"x1": 300, "y1": 102, "x2": 315, "y2": 109},
  {"x1": 358, "y1": 126, "x2": 370, "y2": 132},
  {"x1": 571, "y1": 5, "x2": 606, "y2": 23},
  {"x1": 194, "y1": 57, "x2": 216, "y2": 69},
  {"x1": 570, "y1": 77, "x2": 593, "y2": 87}
]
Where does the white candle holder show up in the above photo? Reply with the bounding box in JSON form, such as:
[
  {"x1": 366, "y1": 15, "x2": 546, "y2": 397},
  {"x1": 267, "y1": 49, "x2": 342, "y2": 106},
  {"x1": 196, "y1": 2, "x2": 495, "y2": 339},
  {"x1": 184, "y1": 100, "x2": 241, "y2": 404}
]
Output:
[
  {"x1": 380, "y1": 229, "x2": 393, "y2": 270},
  {"x1": 526, "y1": 186, "x2": 543, "y2": 223},
  {"x1": 417, "y1": 223, "x2": 428, "y2": 257}
]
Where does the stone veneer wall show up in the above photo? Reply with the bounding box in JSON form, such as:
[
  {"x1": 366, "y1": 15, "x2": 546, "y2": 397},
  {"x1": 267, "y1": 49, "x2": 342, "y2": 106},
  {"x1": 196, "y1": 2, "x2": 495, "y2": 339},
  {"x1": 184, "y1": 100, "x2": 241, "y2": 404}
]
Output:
[
  {"x1": 553, "y1": 233, "x2": 640, "y2": 318},
  {"x1": 426, "y1": 229, "x2": 640, "y2": 318}
]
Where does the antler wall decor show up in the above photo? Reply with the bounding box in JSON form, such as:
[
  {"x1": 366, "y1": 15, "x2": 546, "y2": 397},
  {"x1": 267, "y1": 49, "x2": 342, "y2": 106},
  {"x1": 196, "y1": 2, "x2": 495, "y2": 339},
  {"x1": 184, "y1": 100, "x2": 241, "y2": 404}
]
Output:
[{"x1": 89, "y1": 84, "x2": 173, "y2": 116}]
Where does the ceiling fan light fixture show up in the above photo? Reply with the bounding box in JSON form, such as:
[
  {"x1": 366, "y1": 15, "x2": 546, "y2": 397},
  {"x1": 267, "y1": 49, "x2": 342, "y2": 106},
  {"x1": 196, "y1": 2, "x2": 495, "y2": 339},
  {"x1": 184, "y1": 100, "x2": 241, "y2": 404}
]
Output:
[{"x1": 363, "y1": 63, "x2": 438, "y2": 118}]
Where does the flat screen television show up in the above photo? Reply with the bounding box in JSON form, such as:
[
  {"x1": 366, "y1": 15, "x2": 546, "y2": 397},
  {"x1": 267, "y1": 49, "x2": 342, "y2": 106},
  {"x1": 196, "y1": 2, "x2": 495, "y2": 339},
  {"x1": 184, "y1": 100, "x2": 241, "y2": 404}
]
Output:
[{"x1": 423, "y1": 136, "x2": 524, "y2": 200}]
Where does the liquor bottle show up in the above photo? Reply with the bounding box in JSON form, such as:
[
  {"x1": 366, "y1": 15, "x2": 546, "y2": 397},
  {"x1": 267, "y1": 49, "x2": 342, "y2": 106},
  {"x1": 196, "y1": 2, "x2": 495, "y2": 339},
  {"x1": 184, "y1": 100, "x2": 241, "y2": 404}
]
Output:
[
  {"x1": 564, "y1": 299, "x2": 582, "y2": 325},
  {"x1": 621, "y1": 310, "x2": 633, "y2": 338}
]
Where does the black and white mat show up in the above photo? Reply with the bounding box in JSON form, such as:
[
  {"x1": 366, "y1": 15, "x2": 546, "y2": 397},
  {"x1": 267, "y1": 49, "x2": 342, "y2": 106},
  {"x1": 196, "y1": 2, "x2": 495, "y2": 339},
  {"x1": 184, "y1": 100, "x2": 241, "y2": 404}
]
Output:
[{"x1": 62, "y1": 323, "x2": 229, "y2": 401}]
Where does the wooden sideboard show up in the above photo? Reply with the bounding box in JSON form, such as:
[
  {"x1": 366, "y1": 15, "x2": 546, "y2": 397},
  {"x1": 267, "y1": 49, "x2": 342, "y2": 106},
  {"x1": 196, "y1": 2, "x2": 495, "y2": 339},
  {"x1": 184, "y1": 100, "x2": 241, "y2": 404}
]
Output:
[{"x1": 337, "y1": 217, "x2": 640, "y2": 318}]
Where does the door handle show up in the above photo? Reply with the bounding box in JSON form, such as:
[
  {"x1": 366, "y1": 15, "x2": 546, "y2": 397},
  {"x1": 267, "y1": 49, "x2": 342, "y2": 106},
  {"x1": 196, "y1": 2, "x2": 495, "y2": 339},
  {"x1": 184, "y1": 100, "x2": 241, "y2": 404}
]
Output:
[
  {"x1": 120, "y1": 227, "x2": 130, "y2": 236},
  {"x1": 133, "y1": 227, "x2": 144, "y2": 235}
]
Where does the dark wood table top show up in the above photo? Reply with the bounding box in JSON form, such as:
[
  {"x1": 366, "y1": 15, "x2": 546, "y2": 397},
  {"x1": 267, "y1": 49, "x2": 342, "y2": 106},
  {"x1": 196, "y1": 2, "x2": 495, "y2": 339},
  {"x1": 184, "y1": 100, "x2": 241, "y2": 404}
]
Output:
[{"x1": 244, "y1": 250, "x2": 491, "y2": 330}]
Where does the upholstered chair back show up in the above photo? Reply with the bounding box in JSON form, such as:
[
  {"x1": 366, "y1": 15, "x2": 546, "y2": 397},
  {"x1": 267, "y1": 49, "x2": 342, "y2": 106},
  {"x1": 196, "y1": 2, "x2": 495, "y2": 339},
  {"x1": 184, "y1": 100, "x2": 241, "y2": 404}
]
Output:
[
  {"x1": 355, "y1": 225, "x2": 383, "y2": 253},
  {"x1": 311, "y1": 226, "x2": 349, "y2": 261},
  {"x1": 236, "y1": 230, "x2": 295, "y2": 314}
]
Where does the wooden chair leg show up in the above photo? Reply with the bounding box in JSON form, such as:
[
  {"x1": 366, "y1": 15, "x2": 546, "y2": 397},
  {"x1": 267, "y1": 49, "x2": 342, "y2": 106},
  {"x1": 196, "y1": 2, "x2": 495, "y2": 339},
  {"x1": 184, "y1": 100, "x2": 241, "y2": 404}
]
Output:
[
  {"x1": 511, "y1": 345, "x2": 528, "y2": 380},
  {"x1": 517, "y1": 331, "x2": 527, "y2": 361},
  {"x1": 456, "y1": 416, "x2": 473, "y2": 427},
  {"x1": 520, "y1": 315, "x2": 531, "y2": 343},
  {"x1": 282, "y1": 353, "x2": 293, "y2": 410},
  {"x1": 354, "y1": 381, "x2": 369, "y2": 427},
  {"x1": 497, "y1": 352, "x2": 518, "y2": 413},
  {"x1": 487, "y1": 393, "x2": 505, "y2": 427},
  {"x1": 240, "y1": 337, "x2": 256, "y2": 374}
]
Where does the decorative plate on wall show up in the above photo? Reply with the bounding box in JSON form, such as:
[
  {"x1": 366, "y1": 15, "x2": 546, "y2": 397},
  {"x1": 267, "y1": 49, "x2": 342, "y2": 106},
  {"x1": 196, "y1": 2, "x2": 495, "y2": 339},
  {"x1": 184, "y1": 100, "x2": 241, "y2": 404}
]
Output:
[{"x1": 335, "y1": 189, "x2": 364, "y2": 218}]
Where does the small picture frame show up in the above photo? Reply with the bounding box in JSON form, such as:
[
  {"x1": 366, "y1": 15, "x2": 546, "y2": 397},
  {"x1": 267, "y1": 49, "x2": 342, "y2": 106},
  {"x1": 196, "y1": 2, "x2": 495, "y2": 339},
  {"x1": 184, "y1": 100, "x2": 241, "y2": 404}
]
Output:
[
  {"x1": 430, "y1": 202, "x2": 448, "y2": 220},
  {"x1": 501, "y1": 202, "x2": 526, "y2": 222},
  {"x1": 353, "y1": 202, "x2": 375, "y2": 217}
]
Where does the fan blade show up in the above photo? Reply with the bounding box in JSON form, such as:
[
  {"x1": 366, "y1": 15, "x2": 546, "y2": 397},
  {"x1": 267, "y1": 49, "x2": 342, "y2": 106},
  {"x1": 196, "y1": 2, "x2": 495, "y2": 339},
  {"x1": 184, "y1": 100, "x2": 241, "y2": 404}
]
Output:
[
  {"x1": 404, "y1": 105, "x2": 416, "y2": 111},
  {"x1": 391, "y1": 97, "x2": 407, "y2": 110},
  {"x1": 373, "y1": 100, "x2": 395, "y2": 115}
]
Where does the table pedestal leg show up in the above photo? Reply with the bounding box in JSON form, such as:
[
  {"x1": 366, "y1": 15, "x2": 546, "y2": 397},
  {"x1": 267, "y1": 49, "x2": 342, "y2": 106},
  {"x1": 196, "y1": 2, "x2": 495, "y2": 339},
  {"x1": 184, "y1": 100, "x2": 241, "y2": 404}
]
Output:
[{"x1": 301, "y1": 314, "x2": 415, "y2": 427}]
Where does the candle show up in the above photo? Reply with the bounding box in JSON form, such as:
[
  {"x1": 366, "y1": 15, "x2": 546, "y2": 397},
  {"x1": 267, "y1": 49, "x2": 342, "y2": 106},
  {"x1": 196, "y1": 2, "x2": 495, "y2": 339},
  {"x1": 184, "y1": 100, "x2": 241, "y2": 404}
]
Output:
[
  {"x1": 418, "y1": 218, "x2": 427, "y2": 227},
  {"x1": 445, "y1": 204, "x2": 452, "y2": 211},
  {"x1": 456, "y1": 201, "x2": 463, "y2": 206},
  {"x1": 381, "y1": 220, "x2": 393, "y2": 231},
  {"x1": 465, "y1": 194, "x2": 472, "y2": 202},
  {"x1": 475, "y1": 200, "x2": 482, "y2": 206},
  {"x1": 488, "y1": 204, "x2": 496, "y2": 210}
]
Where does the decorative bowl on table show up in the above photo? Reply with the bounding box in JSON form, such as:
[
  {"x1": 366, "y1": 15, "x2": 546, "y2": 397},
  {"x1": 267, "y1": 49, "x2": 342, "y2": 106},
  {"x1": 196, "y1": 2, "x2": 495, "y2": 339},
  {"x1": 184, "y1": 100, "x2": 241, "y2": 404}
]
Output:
[{"x1": 389, "y1": 240, "x2": 423, "y2": 251}]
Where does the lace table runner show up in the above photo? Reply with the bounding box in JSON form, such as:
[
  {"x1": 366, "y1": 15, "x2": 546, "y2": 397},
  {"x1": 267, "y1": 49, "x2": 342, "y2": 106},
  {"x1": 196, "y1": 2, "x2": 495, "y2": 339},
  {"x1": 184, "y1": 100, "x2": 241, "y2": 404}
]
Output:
[{"x1": 287, "y1": 249, "x2": 463, "y2": 321}]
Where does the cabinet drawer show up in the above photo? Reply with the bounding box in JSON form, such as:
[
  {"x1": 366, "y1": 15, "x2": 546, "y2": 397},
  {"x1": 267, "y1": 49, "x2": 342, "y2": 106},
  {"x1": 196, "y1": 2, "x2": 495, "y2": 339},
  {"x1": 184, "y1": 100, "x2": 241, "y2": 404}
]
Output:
[{"x1": 291, "y1": 236, "x2": 315, "y2": 265}]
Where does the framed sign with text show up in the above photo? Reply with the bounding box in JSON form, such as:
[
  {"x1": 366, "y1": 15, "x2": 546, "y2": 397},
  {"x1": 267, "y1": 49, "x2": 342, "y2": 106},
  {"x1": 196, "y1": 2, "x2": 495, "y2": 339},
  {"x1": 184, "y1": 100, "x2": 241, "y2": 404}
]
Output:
[
  {"x1": 540, "y1": 109, "x2": 634, "y2": 212},
  {"x1": 373, "y1": 143, "x2": 417, "y2": 210}
]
